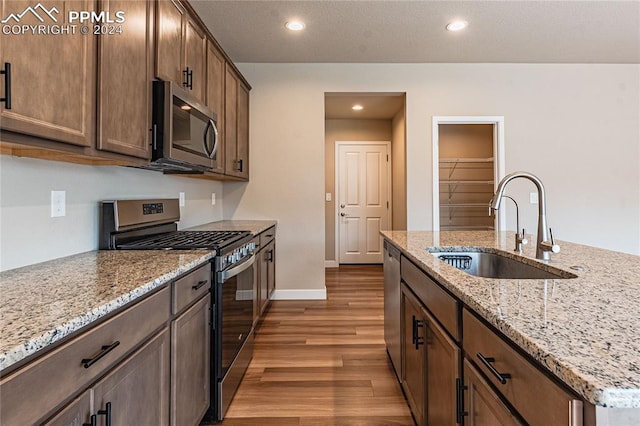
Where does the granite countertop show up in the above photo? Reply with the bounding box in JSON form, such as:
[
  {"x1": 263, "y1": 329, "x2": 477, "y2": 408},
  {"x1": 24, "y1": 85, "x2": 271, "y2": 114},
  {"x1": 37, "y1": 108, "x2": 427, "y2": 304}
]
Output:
[
  {"x1": 0, "y1": 220, "x2": 277, "y2": 374},
  {"x1": 185, "y1": 220, "x2": 276, "y2": 235},
  {"x1": 381, "y1": 230, "x2": 640, "y2": 409},
  {"x1": 0, "y1": 250, "x2": 214, "y2": 373}
]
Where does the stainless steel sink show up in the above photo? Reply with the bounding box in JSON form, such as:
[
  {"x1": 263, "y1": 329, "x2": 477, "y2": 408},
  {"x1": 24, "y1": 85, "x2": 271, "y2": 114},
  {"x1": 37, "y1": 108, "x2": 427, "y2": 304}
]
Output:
[{"x1": 430, "y1": 250, "x2": 577, "y2": 279}]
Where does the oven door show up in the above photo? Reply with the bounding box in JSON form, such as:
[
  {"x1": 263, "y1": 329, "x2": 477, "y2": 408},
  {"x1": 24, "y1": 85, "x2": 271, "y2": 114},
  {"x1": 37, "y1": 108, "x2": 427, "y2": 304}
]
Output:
[{"x1": 214, "y1": 253, "x2": 255, "y2": 420}]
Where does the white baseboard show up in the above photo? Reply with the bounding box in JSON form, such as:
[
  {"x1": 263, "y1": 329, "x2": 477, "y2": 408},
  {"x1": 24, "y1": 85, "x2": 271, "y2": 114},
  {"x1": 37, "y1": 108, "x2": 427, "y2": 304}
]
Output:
[
  {"x1": 271, "y1": 288, "x2": 327, "y2": 300},
  {"x1": 324, "y1": 260, "x2": 339, "y2": 268}
]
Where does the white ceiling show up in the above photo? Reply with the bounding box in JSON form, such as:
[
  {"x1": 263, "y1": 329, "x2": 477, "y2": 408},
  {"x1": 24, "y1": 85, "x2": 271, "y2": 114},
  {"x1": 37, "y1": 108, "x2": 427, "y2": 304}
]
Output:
[
  {"x1": 325, "y1": 93, "x2": 405, "y2": 119},
  {"x1": 191, "y1": 1, "x2": 640, "y2": 64}
]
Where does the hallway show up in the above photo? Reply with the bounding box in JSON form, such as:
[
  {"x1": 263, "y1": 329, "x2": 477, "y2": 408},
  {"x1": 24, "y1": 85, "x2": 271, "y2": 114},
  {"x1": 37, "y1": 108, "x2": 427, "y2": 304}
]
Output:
[{"x1": 220, "y1": 265, "x2": 414, "y2": 425}]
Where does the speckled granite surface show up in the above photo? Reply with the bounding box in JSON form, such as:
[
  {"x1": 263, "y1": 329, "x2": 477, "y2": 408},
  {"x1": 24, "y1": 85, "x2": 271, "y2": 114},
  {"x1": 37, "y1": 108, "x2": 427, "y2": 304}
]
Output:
[
  {"x1": 0, "y1": 250, "x2": 213, "y2": 372},
  {"x1": 381, "y1": 230, "x2": 640, "y2": 408},
  {"x1": 186, "y1": 220, "x2": 276, "y2": 235}
]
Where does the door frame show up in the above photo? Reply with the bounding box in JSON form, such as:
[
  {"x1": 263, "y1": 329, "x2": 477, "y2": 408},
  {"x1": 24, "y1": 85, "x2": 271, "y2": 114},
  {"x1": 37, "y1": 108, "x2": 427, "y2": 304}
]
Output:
[
  {"x1": 334, "y1": 141, "x2": 392, "y2": 265},
  {"x1": 432, "y1": 116, "x2": 506, "y2": 231}
]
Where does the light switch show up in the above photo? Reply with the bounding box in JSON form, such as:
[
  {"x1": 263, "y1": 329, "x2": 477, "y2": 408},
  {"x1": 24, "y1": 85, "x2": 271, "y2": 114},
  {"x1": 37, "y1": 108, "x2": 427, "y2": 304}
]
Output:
[
  {"x1": 179, "y1": 192, "x2": 186, "y2": 207},
  {"x1": 51, "y1": 190, "x2": 66, "y2": 217},
  {"x1": 529, "y1": 192, "x2": 539, "y2": 204},
  {"x1": 211, "y1": 193, "x2": 216, "y2": 205},
  {"x1": 325, "y1": 192, "x2": 332, "y2": 202}
]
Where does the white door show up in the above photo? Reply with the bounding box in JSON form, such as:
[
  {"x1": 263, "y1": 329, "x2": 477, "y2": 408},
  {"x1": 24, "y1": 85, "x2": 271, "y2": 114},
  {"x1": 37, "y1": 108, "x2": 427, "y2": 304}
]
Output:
[{"x1": 337, "y1": 142, "x2": 390, "y2": 264}]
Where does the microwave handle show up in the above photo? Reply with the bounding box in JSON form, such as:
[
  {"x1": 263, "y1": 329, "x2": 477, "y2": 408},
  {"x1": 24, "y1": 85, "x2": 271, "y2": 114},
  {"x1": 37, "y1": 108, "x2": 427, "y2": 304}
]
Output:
[
  {"x1": 203, "y1": 119, "x2": 213, "y2": 158},
  {"x1": 210, "y1": 119, "x2": 219, "y2": 159}
]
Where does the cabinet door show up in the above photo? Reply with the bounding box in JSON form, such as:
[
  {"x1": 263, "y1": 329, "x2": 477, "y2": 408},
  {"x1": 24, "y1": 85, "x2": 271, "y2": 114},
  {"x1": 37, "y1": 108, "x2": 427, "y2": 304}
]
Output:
[
  {"x1": 401, "y1": 284, "x2": 426, "y2": 425},
  {"x1": 206, "y1": 40, "x2": 225, "y2": 174},
  {"x1": 235, "y1": 81, "x2": 250, "y2": 179},
  {"x1": 155, "y1": 0, "x2": 184, "y2": 84},
  {"x1": 424, "y1": 307, "x2": 460, "y2": 425},
  {"x1": 92, "y1": 330, "x2": 170, "y2": 426},
  {"x1": 171, "y1": 294, "x2": 210, "y2": 426},
  {"x1": 0, "y1": 0, "x2": 95, "y2": 147},
  {"x1": 224, "y1": 65, "x2": 238, "y2": 176},
  {"x1": 43, "y1": 390, "x2": 91, "y2": 426},
  {"x1": 464, "y1": 359, "x2": 522, "y2": 426},
  {"x1": 266, "y1": 241, "x2": 275, "y2": 300},
  {"x1": 184, "y1": 17, "x2": 207, "y2": 103},
  {"x1": 97, "y1": 0, "x2": 152, "y2": 159}
]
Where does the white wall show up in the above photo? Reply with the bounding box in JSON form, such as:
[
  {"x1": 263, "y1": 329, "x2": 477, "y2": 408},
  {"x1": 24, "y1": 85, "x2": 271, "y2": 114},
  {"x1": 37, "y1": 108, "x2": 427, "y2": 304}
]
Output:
[
  {"x1": 227, "y1": 63, "x2": 639, "y2": 293},
  {"x1": 0, "y1": 156, "x2": 223, "y2": 271}
]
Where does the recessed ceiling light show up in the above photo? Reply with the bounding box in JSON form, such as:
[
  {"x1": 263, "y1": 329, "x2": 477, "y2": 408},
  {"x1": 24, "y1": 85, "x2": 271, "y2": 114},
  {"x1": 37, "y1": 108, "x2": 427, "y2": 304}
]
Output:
[
  {"x1": 285, "y1": 21, "x2": 305, "y2": 31},
  {"x1": 352, "y1": 105, "x2": 363, "y2": 111},
  {"x1": 446, "y1": 20, "x2": 468, "y2": 32}
]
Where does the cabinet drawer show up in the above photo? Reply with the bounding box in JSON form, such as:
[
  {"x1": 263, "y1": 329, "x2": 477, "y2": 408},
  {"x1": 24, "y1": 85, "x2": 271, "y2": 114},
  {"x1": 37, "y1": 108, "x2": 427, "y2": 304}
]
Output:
[
  {"x1": 259, "y1": 226, "x2": 276, "y2": 248},
  {"x1": 401, "y1": 256, "x2": 459, "y2": 340},
  {"x1": 173, "y1": 263, "x2": 211, "y2": 314},
  {"x1": 0, "y1": 286, "x2": 170, "y2": 426},
  {"x1": 463, "y1": 309, "x2": 583, "y2": 426}
]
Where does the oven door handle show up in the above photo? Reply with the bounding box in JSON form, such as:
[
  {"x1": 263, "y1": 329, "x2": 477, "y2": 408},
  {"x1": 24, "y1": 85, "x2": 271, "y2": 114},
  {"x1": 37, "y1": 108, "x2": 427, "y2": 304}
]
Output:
[{"x1": 218, "y1": 254, "x2": 255, "y2": 283}]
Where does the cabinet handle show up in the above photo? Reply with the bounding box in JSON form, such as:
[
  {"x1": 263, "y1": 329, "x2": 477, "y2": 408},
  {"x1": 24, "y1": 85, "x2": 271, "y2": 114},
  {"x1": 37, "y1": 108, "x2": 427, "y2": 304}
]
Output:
[
  {"x1": 81, "y1": 341, "x2": 120, "y2": 368},
  {"x1": 411, "y1": 315, "x2": 425, "y2": 349},
  {"x1": 267, "y1": 249, "x2": 274, "y2": 262},
  {"x1": 1, "y1": 62, "x2": 11, "y2": 109},
  {"x1": 182, "y1": 67, "x2": 193, "y2": 90},
  {"x1": 192, "y1": 279, "x2": 208, "y2": 290},
  {"x1": 82, "y1": 414, "x2": 97, "y2": 426},
  {"x1": 235, "y1": 159, "x2": 243, "y2": 172},
  {"x1": 98, "y1": 402, "x2": 112, "y2": 426},
  {"x1": 455, "y1": 378, "x2": 468, "y2": 424},
  {"x1": 477, "y1": 353, "x2": 512, "y2": 384}
]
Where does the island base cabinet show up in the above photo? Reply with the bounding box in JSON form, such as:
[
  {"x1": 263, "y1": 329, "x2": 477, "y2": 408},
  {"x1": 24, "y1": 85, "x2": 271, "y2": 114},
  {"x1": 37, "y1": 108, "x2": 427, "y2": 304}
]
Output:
[
  {"x1": 402, "y1": 282, "x2": 461, "y2": 426},
  {"x1": 92, "y1": 329, "x2": 170, "y2": 426},
  {"x1": 401, "y1": 284, "x2": 426, "y2": 425},
  {"x1": 463, "y1": 359, "x2": 523, "y2": 426}
]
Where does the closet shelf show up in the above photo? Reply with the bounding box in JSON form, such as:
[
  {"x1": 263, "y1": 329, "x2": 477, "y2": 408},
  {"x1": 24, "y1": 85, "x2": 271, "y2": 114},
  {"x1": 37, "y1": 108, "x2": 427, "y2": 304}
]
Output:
[
  {"x1": 439, "y1": 157, "x2": 494, "y2": 163},
  {"x1": 440, "y1": 203, "x2": 490, "y2": 208},
  {"x1": 440, "y1": 180, "x2": 494, "y2": 185}
]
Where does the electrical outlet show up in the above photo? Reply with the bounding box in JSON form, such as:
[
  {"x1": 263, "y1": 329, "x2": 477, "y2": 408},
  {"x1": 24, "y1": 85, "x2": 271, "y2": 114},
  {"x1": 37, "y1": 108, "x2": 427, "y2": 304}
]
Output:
[
  {"x1": 179, "y1": 192, "x2": 185, "y2": 207},
  {"x1": 325, "y1": 192, "x2": 332, "y2": 202},
  {"x1": 530, "y1": 192, "x2": 539, "y2": 204},
  {"x1": 51, "y1": 190, "x2": 66, "y2": 217},
  {"x1": 211, "y1": 193, "x2": 216, "y2": 205}
]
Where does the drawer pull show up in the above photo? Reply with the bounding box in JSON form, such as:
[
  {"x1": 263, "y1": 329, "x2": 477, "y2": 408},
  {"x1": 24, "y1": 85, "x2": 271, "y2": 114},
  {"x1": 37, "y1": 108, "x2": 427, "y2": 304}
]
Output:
[
  {"x1": 98, "y1": 402, "x2": 112, "y2": 426},
  {"x1": 477, "y1": 353, "x2": 511, "y2": 384},
  {"x1": 81, "y1": 341, "x2": 120, "y2": 368},
  {"x1": 192, "y1": 279, "x2": 209, "y2": 291},
  {"x1": 82, "y1": 414, "x2": 97, "y2": 426}
]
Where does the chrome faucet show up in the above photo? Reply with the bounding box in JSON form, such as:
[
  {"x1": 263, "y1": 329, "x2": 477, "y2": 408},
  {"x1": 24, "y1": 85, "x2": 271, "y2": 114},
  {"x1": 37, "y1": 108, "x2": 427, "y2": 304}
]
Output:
[
  {"x1": 500, "y1": 195, "x2": 528, "y2": 254},
  {"x1": 489, "y1": 172, "x2": 560, "y2": 261}
]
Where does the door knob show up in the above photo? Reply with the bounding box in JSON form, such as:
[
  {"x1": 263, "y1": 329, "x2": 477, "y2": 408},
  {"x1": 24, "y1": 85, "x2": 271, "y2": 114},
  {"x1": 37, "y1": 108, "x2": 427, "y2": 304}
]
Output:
[
  {"x1": 340, "y1": 204, "x2": 345, "y2": 208},
  {"x1": 340, "y1": 212, "x2": 346, "y2": 216}
]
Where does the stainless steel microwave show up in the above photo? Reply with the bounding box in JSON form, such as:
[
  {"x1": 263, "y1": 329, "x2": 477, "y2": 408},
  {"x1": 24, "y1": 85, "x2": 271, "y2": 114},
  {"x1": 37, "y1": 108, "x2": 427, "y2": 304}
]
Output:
[{"x1": 149, "y1": 80, "x2": 219, "y2": 173}]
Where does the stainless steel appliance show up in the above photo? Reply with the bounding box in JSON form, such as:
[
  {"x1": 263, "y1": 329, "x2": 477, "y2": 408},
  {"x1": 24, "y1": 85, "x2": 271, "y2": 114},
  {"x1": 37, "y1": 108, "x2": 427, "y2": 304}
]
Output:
[
  {"x1": 99, "y1": 199, "x2": 255, "y2": 423},
  {"x1": 383, "y1": 240, "x2": 401, "y2": 382},
  {"x1": 146, "y1": 80, "x2": 219, "y2": 174}
]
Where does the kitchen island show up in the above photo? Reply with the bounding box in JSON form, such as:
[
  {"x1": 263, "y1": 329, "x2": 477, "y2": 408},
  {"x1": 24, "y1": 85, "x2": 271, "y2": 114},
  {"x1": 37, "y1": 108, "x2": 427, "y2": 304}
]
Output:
[{"x1": 383, "y1": 230, "x2": 640, "y2": 424}]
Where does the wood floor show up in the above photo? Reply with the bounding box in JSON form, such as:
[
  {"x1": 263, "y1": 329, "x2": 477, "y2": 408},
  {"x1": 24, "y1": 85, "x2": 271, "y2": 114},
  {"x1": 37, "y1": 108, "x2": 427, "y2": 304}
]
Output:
[{"x1": 220, "y1": 265, "x2": 414, "y2": 425}]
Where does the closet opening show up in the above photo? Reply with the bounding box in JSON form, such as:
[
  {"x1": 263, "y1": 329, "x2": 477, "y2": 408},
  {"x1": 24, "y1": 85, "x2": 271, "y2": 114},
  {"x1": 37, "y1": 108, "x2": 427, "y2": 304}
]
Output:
[{"x1": 432, "y1": 116, "x2": 505, "y2": 231}]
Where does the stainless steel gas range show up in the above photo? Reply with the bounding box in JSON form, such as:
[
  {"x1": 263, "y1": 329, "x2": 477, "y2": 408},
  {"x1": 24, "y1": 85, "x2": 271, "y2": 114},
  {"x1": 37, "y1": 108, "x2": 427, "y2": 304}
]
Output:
[{"x1": 99, "y1": 199, "x2": 255, "y2": 423}]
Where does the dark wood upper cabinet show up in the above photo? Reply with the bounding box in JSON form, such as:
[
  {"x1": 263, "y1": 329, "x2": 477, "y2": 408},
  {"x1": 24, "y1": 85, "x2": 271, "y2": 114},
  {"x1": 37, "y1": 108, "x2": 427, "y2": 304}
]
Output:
[
  {"x1": 0, "y1": 0, "x2": 96, "y2": 148},
  {"x1": 224, "y1": 65, "x2": 249, "y2": 180},
  {"x1": 96, "y1": 0, "x2": 153, "y2": 159},
  {"x1": 156, "y1": 0, "x2": 206, "y2": 104},
  {"x1": 206, "y1": 40, "x2": 226, "y2": 174}
]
